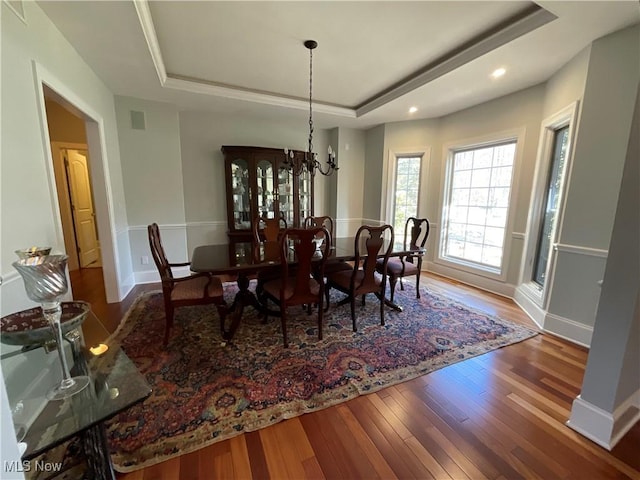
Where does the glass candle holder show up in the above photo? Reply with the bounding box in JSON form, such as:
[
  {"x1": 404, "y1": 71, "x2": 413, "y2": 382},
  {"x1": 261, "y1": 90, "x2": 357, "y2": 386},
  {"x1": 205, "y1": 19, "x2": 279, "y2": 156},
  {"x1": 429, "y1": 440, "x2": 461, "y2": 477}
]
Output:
[{"x1": 12, "y1": 255, "x2": 90, "y2": 400}]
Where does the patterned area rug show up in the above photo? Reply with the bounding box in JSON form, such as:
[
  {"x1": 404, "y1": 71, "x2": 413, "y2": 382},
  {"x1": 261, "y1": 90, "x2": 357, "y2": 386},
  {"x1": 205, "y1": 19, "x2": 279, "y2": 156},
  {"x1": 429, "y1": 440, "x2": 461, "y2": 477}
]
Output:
[{"x1": 106, "y1": 282, "x2": 537, "y2": 472}]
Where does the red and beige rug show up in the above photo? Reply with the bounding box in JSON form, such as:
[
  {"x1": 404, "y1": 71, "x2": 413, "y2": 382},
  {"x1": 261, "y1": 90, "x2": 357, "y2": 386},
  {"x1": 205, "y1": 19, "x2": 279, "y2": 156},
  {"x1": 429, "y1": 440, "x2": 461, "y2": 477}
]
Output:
[{"x1": 106, "y1": 282, "x2": 537, "y2": 472}]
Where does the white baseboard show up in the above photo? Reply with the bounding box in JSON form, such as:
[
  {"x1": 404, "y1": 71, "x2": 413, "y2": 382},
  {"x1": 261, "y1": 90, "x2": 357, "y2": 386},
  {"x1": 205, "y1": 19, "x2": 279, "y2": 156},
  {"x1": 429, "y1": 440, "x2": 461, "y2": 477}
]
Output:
[
  {"x1": 567, "y1": 390, "x2": 640, "y2": 450},
  {"x1": 544, "y1": 313, "x2": 593, "y2": 347},
  {"x1": 119, "y1": 273, "x2": 136, "y2": 301},
  {"x1": 425, "y1": 261, "x2": 516, "y2": 298},
  {"x1": 134, "y1": 265, "x2": 190, "y2": 285},
  {"x1": 513, "y1": 285, "x2": 545, "y2": 329}
]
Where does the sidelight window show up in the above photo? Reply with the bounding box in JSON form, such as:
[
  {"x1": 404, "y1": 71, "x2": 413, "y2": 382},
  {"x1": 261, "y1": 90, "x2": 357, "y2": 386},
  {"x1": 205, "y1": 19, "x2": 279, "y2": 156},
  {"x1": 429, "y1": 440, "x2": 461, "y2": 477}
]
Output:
[{"x1": 392, "y1": 156, "x2": 422, "y2": 244}]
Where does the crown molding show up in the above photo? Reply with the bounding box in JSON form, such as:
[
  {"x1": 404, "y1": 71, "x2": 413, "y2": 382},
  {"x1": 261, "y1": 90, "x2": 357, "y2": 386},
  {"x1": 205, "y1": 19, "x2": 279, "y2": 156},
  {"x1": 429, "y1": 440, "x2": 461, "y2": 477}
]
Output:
[
  {"x1": 163, "y1": 76, "x2": 355, "y2": 117},
  {"x1": 134, "y1": 0, "x2": 355, "y2": 118},
  {"x1": 355, "y1": 5, "x2": 557, "y2": 116},
  {"x1": 133, "y1": 1, "x2": 556, "y2": 119},
  {"x1": 133, "y1": 0, "x2": 167, "y2": 85}
]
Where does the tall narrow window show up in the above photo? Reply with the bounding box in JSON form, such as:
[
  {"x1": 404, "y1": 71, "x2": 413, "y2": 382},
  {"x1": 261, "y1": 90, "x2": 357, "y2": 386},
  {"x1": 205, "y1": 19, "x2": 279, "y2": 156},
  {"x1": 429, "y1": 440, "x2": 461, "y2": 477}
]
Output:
[
  {"x1": 532, "y1": 126, "x2": 569, "y2": 287},
  {"x1": 392, "y1": 156, "x2": 421, "y2": 243},
  {"x1": 441, "y1": 141, "x2": 516, "y2": 274}
]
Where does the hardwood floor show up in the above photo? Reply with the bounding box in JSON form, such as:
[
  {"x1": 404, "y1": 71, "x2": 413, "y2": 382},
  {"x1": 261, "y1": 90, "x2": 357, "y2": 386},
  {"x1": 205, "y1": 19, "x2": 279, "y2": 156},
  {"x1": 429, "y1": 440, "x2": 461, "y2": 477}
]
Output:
[{"x1": 71, "y1": 268, "x2": 640, "y2": 480}]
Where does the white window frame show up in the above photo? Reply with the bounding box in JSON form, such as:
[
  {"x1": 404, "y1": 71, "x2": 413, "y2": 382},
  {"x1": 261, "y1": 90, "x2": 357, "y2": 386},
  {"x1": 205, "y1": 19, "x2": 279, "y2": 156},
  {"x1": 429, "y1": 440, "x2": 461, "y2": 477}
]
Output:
[
  {"x1": 383, "y1": 147, "x2": 430, "y2": 228},
  {"x1": 519, "y1": 102, "x2": 579, "y2": 308},
  {"x1": 436, "y1": 129, "x2": 525, "y2": 281}
]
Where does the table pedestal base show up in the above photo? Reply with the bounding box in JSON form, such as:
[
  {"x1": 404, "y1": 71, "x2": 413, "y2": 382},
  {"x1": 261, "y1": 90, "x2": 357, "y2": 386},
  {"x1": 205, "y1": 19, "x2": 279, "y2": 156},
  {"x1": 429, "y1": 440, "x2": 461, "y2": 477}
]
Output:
[
  {"x1": 335, "y1": 293, "x2": 404, "y2": 312},
  {"x1": 220, "y1": 274, "x2": 280, "y2": 344}
]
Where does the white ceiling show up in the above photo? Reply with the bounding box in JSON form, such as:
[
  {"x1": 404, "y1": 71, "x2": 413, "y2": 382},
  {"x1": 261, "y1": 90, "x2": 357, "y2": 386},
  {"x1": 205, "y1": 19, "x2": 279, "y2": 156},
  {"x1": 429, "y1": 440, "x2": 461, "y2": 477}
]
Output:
[{"x1": 38, "y1": 1, "x2": 639, "y2": 129}]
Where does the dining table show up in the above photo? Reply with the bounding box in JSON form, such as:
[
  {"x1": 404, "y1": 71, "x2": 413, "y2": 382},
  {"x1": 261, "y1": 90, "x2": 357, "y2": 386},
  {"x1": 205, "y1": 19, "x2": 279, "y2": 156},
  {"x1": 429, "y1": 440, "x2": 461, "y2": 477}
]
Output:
[{"x1": 190, "y1": 235, "x2": 424, "y2": 343}]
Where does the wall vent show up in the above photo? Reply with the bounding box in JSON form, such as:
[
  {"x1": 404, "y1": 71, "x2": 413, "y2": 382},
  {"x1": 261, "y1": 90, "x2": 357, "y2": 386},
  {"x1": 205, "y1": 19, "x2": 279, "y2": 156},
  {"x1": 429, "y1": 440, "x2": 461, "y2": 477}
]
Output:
[{"x1": 130, "y1": 110, "x2": 146, "y2": 130}]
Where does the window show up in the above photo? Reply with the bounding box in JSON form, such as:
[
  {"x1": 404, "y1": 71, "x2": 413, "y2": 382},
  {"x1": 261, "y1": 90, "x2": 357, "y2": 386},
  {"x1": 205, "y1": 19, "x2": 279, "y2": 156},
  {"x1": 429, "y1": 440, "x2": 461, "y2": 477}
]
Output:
[
  {"x1": 520, "y1": 102, "x2": 578, "y2": 306},
  {"x1": 533, "y1": 126, "x2": 569, "y2": 287},
  {"x1": 441, "y1": 141, "x2": 516, "y2": 274},
  {"x1": 392, "y1": 156, "x2": 421, "y2": 243}
]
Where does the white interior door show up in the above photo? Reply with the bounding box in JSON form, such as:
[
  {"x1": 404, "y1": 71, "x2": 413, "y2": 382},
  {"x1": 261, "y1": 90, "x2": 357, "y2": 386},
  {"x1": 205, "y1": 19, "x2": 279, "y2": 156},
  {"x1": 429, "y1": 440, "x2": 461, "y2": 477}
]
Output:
[{"x1": 65, "y1": 149, "x2": 100, "y2": 267}]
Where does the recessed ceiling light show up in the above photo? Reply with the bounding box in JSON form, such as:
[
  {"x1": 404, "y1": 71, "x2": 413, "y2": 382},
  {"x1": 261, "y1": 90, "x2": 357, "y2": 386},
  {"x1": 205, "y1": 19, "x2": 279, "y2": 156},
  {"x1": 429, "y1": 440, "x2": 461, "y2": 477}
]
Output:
[
  {"x1": 491, "y1": 68, "x2": 506, "y2": 78},
  {"x1": 409, "y1": 106, "x2": 418, "y2": 113}
]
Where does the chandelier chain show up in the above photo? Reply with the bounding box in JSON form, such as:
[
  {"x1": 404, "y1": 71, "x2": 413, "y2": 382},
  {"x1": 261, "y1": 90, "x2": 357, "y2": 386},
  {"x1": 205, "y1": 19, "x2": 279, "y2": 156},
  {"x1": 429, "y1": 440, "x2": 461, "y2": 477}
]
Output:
[
  {"x1": 308, "y1": 46, "x2": 314, "y2": 159},
  {"x1": 283, "y1": 40, "x2": 337, "y2": 177}
]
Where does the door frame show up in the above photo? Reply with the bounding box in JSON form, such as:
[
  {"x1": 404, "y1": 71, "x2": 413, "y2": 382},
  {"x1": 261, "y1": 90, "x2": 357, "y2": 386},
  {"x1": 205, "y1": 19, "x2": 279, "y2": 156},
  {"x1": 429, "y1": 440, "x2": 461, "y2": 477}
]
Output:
[
  {"x1": 33, "y1": 61, "x2": 123, "y2": 303},
  {"x1": 50, "y1": 142, "x2": 87, "y2": 271}
]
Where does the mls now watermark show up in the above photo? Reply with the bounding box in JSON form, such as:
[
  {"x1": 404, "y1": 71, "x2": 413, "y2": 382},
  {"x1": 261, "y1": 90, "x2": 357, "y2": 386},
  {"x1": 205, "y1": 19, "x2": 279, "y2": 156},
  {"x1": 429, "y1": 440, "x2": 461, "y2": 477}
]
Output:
[{"x1": 4, "y1": 460, "x2": 63, "y2": 473}]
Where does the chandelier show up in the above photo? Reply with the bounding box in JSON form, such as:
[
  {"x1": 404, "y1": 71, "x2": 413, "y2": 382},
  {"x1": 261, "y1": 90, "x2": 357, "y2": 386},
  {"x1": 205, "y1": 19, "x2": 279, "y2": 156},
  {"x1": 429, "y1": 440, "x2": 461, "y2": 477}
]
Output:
[{"x1": 284, "y1": 40, "x2": 338, "y2": 177}]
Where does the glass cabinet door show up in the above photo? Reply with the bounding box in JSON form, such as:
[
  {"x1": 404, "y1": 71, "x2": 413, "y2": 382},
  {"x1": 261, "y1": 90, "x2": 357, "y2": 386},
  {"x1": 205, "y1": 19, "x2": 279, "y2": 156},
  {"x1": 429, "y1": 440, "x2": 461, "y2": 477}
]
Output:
[
  {"x1": 298, "y1": 169, "x2": 312, "y2": 226},
  {"x1": 230, "y1": 158, "x2": 250, "y2": 230},
  {"x1": 224, "y1": 146, "x2": 315, "y2": 238},
  {"x1": 256, "y1": 159, "x2": 276, "y2": 220},
  {"x1": 277, "y1": 167, "x2": 294, "y2": 226}
]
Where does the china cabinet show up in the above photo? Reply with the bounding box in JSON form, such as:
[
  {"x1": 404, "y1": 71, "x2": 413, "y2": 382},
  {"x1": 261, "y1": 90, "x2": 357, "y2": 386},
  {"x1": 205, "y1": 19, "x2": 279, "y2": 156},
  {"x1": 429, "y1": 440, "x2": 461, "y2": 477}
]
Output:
[{"x1": 222, "y1": 146, "x2": 314, "y2": 240}]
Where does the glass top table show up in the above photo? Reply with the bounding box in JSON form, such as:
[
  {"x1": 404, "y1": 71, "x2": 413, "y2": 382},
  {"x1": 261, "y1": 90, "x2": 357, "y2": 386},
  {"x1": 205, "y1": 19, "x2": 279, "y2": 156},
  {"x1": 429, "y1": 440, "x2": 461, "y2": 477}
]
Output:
[{"x1": 1, "y1": 308, "x2": 151, "y2": 479}]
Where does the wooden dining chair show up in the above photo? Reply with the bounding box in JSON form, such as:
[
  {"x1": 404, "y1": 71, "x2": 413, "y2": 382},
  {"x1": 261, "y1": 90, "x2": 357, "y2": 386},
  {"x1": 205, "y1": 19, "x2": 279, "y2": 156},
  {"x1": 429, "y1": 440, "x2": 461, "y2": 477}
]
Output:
[
  {"x1": 148, "y1": 223, "x2": 228, "y2": 345},
  {"x1": 326, "y1": 224, "x2": 394, "y2": 332},
  {"x1": 252, "y1": 214, "x2": 288, "y2": 305},
  {"x1": 261, "y1": 227, "x2": 331, "y2": 347},
  {"x1": 305, "y1": 215, "x2": 351, "y2": 283},
  {"x1": 253, "y1": 214, "x2": 287, "y2": 243},
  {"x1": 376, "y1": 217, "x2": 429, "y2": 302},
  {"x1": 304, "y1": 215, "x2": 334, "y2": 238}
]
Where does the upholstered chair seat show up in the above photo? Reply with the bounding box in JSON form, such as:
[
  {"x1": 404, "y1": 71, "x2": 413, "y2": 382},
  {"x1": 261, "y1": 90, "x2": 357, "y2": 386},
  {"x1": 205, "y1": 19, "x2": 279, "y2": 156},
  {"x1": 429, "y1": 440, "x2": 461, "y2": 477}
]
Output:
[{"x1": 171, "y1": 275, "x2": 224, "y2": 301}]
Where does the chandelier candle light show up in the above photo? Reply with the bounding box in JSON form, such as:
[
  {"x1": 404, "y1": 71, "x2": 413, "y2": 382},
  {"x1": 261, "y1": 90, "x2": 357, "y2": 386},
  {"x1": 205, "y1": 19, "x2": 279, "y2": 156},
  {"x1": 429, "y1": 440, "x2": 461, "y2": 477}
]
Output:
[
  {"x1": 284, "y1": 40, "x2": 339, "y2": 177},
  {"x1": 12, "y1": 254, "x2": 90, "y2": 400}
]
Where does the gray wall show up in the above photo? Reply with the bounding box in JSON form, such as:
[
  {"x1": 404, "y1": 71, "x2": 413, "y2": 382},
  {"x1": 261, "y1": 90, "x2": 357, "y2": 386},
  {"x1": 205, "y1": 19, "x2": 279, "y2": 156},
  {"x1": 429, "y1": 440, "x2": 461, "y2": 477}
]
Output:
[
  {"x1": 115, "y1": 96, "x2": 188, "y2": 270},
  {"x1": 334, "y1": 127, "x2": 365, "y2": 236},
  {"x1": 580, "y1": 81, "x2": 639, "y2": 411},
  {"x1": 542, "y1": 47, "x2": 590, "y2": 118},
  {"x1": 547, "y1": 25, "x2": 639, "y2": 332},
  {"x1": 363, "y1": 125, "x2": 385, "y2": 221}
]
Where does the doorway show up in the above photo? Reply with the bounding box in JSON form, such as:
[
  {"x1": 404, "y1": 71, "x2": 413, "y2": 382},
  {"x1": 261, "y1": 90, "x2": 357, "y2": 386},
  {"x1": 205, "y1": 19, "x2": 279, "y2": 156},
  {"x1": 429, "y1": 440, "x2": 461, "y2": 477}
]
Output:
[
  {"x1": 50, "y1": 143, "x2": 102, "y2": 270},
  {"x1": 44, "y1": 93, "x2": 105, "y2": 296},
  {"x1": 34, "y1": 62, "x2": 122, "y2": 303}
]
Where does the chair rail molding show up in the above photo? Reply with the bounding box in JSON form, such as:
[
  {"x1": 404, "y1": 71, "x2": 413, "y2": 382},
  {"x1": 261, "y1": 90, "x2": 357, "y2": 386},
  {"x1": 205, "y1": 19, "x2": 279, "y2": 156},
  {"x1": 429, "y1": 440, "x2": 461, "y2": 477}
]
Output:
[
  {"x1": 554, "y1": 243, "x2": 608, "y2": 258},
  {"x1": 129, "y1": 223, "x2": 189, "y2": 231}
]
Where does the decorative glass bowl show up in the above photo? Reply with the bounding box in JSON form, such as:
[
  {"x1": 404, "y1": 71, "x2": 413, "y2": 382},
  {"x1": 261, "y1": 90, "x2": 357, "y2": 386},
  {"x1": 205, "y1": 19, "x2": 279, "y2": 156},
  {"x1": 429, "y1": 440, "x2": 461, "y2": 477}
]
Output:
[
  {"x1": 0, "y1": 301, "x2": 90, "y2": 347},
  {"x1": 15, "y1": 247, "x2": 52, "y2": 262}
]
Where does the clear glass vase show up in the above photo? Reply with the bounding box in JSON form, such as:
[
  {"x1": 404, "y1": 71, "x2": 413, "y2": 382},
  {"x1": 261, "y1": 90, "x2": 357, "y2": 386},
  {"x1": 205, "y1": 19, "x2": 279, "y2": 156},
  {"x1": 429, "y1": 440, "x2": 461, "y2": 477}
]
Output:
[{"x1": 12, "y1": 254, "x2": 90, "y2": 400}]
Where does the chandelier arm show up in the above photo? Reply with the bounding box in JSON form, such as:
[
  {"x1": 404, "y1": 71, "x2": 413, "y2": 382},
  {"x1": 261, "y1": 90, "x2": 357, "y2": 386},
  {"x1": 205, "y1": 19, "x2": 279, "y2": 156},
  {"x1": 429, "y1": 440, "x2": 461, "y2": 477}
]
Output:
[
  {"x1": 315, "y1": 161, "x2": 332, "y2": 176},
  {"x1": 285, "y1": 40, "x2": 338, "y2": 178}
]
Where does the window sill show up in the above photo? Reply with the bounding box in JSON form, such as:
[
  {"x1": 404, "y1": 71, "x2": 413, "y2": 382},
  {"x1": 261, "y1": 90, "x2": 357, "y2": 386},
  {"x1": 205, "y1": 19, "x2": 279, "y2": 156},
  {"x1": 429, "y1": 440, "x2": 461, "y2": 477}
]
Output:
[{"x1": 434, "y1": 256, "x2": 506, "y2": 282}]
